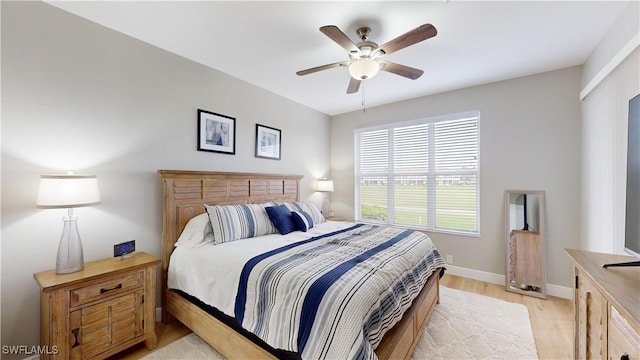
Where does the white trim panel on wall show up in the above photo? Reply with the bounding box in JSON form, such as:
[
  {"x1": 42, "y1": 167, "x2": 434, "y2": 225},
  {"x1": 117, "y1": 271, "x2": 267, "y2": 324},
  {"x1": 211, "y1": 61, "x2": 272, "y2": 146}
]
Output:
[{"x1": 580, "y1": 31, "x2": 639, "y2": 101}]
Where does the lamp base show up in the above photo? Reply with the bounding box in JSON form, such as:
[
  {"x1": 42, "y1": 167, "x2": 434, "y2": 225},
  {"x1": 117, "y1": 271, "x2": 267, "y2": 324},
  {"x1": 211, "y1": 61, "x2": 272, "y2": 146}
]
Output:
[
  {"x1": 56, "y1": 215, "x2": 84, "y2": 274},
  {"x1": 321, "y1": 193, "x2": 330, "y2": 217}
]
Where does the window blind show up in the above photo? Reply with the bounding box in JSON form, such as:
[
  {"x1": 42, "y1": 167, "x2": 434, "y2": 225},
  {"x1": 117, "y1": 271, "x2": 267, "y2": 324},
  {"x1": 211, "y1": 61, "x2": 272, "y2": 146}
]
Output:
[{"x1": 355, "y1": 112, "x2": 479, "y2": 234}]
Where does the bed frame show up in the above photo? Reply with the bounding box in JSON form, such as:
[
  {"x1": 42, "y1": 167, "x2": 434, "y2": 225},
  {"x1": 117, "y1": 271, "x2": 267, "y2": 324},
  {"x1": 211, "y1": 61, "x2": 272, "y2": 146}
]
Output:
[{"x1": 158, "y1": 170, "x2": 441, "y2": 360}]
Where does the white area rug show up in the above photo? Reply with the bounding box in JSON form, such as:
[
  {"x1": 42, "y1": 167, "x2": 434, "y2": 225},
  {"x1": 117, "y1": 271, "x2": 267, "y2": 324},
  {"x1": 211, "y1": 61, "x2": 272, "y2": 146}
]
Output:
[{"x1": 143, "y1": 286, "x2": 538, "y2": 360}]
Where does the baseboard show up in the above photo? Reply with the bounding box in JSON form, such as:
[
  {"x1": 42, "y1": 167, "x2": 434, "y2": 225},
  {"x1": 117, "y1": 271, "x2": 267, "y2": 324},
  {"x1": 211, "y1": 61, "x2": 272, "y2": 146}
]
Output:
[
  {"x1": 444, "y1": 264, "x2": 504, "y2": 284},
  {"x1": 445, "y1": 264, "x2": 573, "y2": 300},
  {"x1": 546, "y1": 283, "x2": 574, "y2": 300}
]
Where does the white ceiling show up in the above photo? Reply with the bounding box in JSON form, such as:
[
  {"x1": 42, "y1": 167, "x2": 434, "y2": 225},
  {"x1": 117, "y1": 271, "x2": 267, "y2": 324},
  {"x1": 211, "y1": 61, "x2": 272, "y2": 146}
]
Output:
[{"x1": 47, "y1": 1, "x2": 628, "y2": 116}]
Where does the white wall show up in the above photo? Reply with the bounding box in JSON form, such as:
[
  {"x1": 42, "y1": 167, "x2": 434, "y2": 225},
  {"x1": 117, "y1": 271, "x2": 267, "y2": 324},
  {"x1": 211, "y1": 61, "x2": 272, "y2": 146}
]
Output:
[
  {"x1": 331, "y1": 66, "x2": 583, "y2": 289},
  {"x1": 1, "y1": 2, "x2": 330, "y2": 353},
  {"x1": 580, "y1": 1, "x2": 640, "y2": 254}
]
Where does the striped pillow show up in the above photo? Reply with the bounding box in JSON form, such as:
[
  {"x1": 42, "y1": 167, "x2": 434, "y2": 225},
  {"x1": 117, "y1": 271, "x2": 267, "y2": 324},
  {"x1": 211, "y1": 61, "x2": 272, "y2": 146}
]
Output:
[
  {"x1": 280, "y1": 201, "x2": 325, "y2": 224},
  {"x1": 291, "y1": 211, "x2": 314, "y2": 232},
  {"x1": 204, "y1": 203, "x2": 277, "y2": 244}
]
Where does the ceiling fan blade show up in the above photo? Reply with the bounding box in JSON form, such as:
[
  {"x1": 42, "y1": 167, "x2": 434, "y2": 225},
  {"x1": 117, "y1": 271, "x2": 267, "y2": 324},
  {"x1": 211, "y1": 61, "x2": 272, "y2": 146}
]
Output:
[
  {"x1": 377, "y1": 24, "x2": 437, "y2": 56},
  {"x1": 347, "y1": 78, "x2": 361, "y2": 94},
  {"x1": 320, "y1": 25, "x2": 359, "y2": 53},
  {"x1": 296, "y1": 61, "x2": 348, "y2": 76},
  {"x1": 379, "y1": 61, "x2": 424, "y2": 80}
]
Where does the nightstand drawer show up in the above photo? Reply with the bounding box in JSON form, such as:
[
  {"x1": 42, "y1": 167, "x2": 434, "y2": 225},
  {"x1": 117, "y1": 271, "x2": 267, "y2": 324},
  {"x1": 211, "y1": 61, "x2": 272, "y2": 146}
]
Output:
[{"x1": 70, "y1": 271, "x2": 142, "y2": 307}]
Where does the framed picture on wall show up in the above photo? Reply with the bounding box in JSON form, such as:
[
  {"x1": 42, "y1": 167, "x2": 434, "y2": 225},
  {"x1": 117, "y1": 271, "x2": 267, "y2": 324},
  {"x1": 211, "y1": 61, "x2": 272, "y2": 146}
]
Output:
[
  {"x1": 197, "y1": 109, "x2": 236, "y2": 154},
  {"x1": 255, "y1": 124, "x2": 281, "y2": 160}
]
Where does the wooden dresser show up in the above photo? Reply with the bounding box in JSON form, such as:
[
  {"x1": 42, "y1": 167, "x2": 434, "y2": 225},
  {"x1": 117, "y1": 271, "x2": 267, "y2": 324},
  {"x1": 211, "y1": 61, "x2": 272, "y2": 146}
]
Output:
[
  {"x1": 565, "y1": 249, "x2": 640, "y2": 360},
  {"x1": 34, "y1": 252, "x2": 160, "y2": 359}
]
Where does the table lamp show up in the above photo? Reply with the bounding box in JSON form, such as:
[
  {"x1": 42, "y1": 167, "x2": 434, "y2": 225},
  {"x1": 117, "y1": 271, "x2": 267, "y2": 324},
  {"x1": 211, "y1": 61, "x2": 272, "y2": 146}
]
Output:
[
  {"x1": 316, "y1": 179, "x2": 334, "y2": 216},
  {"x1": 37, "y1": 173, "x2": 101, "y2": 274}
]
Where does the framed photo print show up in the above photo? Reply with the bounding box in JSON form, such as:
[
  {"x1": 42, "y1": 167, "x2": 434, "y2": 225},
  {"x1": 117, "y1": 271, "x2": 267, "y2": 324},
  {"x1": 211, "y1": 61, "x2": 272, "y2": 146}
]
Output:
[
  {"x1": 255, "y1": 124, "x2": 281, "y2": 160},
  {"x1": 197, "y1": 109, "x2": 236, "y2": 154}
]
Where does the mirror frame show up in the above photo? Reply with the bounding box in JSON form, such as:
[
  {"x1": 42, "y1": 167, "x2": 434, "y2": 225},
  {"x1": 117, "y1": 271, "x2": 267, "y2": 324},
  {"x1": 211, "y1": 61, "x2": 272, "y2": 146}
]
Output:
[{"x1": 504, "y1": 190, "x2": 547, "y2": 299}]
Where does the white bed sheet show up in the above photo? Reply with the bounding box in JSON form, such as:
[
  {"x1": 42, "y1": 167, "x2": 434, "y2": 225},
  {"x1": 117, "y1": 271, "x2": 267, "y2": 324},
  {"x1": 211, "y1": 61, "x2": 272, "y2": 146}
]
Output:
[{"x1": 167, "y1": 220, "x2": 355, "y2": 317}]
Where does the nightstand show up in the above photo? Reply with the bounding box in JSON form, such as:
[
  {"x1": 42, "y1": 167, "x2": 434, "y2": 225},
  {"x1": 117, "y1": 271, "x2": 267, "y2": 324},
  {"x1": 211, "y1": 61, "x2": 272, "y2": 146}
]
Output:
[
  {"x1": 325, "y1": 216, "x2": 347, "y2": 221},
  {"x1": 34, "y1": 252, "x2": 160, "y2": 359}
]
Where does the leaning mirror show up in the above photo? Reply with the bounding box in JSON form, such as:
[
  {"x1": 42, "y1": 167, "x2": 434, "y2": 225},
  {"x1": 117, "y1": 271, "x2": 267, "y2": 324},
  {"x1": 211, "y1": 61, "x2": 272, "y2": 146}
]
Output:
[{"x1": 505, "y1": 190, "x2": 547, "y2": 299}]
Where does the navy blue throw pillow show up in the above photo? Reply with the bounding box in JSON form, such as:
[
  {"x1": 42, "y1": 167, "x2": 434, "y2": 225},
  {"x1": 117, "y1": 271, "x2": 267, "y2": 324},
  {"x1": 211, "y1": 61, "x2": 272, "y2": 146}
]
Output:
[{"x1": 265, "y1": 205, "x2": 296, "y2": 235}]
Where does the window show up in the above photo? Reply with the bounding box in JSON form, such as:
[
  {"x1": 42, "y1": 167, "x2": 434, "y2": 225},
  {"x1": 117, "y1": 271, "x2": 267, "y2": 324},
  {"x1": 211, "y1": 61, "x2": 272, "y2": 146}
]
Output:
[{"x1": 354, "y1": 111, "x2": 479, "y2": 235}]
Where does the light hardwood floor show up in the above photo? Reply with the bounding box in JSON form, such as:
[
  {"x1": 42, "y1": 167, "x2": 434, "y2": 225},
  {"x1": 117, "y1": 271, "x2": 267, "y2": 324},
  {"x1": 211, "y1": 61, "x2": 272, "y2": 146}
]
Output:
[{"x1": 111, "y1": 274, "x2": 574, "y2": 359}]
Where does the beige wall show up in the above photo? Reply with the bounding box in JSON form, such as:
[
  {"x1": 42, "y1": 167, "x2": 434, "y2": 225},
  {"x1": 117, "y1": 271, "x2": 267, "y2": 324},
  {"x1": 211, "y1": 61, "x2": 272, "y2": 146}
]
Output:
[
  {"x1": 580, "y1": 1, "x2": 640, "y2": 253},
  {"x1": 1, "y1": 2, "x2": 330, "y2": 353},
  {"x1": 330, "y1": 66, "x2": 583, "y2": 290}
]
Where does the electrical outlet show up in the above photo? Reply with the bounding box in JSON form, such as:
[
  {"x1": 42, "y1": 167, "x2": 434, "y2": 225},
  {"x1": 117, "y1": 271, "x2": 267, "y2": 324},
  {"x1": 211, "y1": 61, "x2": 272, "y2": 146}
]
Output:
[{"x1": 446, "y1": 254, "x2": 453, "y2": 264}]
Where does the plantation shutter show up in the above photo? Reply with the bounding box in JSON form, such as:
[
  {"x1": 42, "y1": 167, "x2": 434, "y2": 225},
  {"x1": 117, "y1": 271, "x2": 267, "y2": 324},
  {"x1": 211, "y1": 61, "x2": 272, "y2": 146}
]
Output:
[
  {"x1": 393, "y1": 124, "x2": 430, "y2": 227},
  {"x1": 355, "y1": 112, "x2": 479, "y2": 235},
  {"x1": 357, "y1": 129, "x2": 389, "y2": 222},
  {"x1": 433, "y1": 117, "x2": 479, "y2": 232}
]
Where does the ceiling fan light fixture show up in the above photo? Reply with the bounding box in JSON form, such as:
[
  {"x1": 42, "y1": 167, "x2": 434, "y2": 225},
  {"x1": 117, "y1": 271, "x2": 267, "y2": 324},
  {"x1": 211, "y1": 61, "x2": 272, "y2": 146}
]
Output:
[
  {"x1": 298, "y1": 24, "x2": 436, "y2": 93},
  {"x1": 349, "y1": 58, "x2": 380, "y2": 80}
]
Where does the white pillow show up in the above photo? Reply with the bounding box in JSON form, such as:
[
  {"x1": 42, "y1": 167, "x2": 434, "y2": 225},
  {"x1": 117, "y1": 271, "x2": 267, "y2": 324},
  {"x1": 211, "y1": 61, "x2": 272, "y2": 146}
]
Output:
[{"x1": 174, "y1": 213, "x2": 214, "y2": 248}]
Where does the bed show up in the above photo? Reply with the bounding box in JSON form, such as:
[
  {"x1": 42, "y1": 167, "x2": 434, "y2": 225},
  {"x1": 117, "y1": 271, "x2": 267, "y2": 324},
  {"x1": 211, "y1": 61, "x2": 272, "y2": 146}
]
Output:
[{"x1": 158, "y1": 170, "x2": 445, "y2": 359}]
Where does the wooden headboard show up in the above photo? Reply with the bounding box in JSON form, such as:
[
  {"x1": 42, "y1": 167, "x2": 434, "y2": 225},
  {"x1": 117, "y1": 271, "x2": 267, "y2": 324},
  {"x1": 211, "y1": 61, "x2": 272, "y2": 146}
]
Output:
[
  {"x1": 158, "y1": 170, "x2": 302, "y2": 269},
  {"x1": 157, "y1": 170, "x2": 302, "y2": 317}
]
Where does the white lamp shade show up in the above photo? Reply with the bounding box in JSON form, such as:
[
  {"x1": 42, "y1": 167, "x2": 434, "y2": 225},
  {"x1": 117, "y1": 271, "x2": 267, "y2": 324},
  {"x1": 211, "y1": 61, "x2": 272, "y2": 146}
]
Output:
[
  {"x1": 37, "y1": 174, "x2": 101, "y2": 208},
  {"x1": 349, "y1": 58, "x2": 380, "y2": 80},
  {"x1": 316, "y1": 179, "x2": 334, "y2": 192}
]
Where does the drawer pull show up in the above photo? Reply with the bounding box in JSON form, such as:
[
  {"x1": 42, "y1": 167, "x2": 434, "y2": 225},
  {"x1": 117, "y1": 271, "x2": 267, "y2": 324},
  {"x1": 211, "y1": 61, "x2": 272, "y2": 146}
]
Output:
[
  {"x1": 620, "y1": 354, "x2": 629, "y2": 360},
  {"x1": 100, "y1": 284, "x2": 122, "y2": 294},
  {"x1": 71, "y1": 328, "x2": 80, "y2": 348}
]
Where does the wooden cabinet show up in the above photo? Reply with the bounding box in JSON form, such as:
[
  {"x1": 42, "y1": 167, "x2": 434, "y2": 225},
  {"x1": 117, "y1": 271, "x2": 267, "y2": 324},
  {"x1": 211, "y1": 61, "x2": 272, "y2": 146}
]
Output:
[
  {"x1": 565, "y1": 249, "x2": 640, "y2": 360},
  {"x1": 34, "y1": 252, "x2": 160, "y2": 359}
]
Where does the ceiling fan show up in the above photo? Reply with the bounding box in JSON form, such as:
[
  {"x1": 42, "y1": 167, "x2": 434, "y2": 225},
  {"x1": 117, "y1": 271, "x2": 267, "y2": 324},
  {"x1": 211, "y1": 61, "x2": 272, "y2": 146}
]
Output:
[{"x1": 296, "y1": 24, "x2": 437, "y2": 94}]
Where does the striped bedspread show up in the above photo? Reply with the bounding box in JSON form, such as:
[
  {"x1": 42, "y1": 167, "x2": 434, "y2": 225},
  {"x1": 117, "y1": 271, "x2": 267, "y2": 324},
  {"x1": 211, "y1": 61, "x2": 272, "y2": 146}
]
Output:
[{"x1": 234, "y1": 223, "x2": 446, "y2": 360}]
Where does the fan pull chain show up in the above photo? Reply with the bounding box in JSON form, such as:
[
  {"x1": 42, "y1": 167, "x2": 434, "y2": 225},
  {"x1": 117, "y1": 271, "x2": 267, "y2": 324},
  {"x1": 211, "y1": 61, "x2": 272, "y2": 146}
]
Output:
[{"x1": 361, "y1": 81, "x2": 367, "y2": 112}]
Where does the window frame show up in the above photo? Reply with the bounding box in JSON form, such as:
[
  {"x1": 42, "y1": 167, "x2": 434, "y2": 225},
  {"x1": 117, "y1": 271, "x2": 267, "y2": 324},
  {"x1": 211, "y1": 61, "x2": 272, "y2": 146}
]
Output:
[{"x1": 354, "y1": 111, "x2": 481, "y2": 236}]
